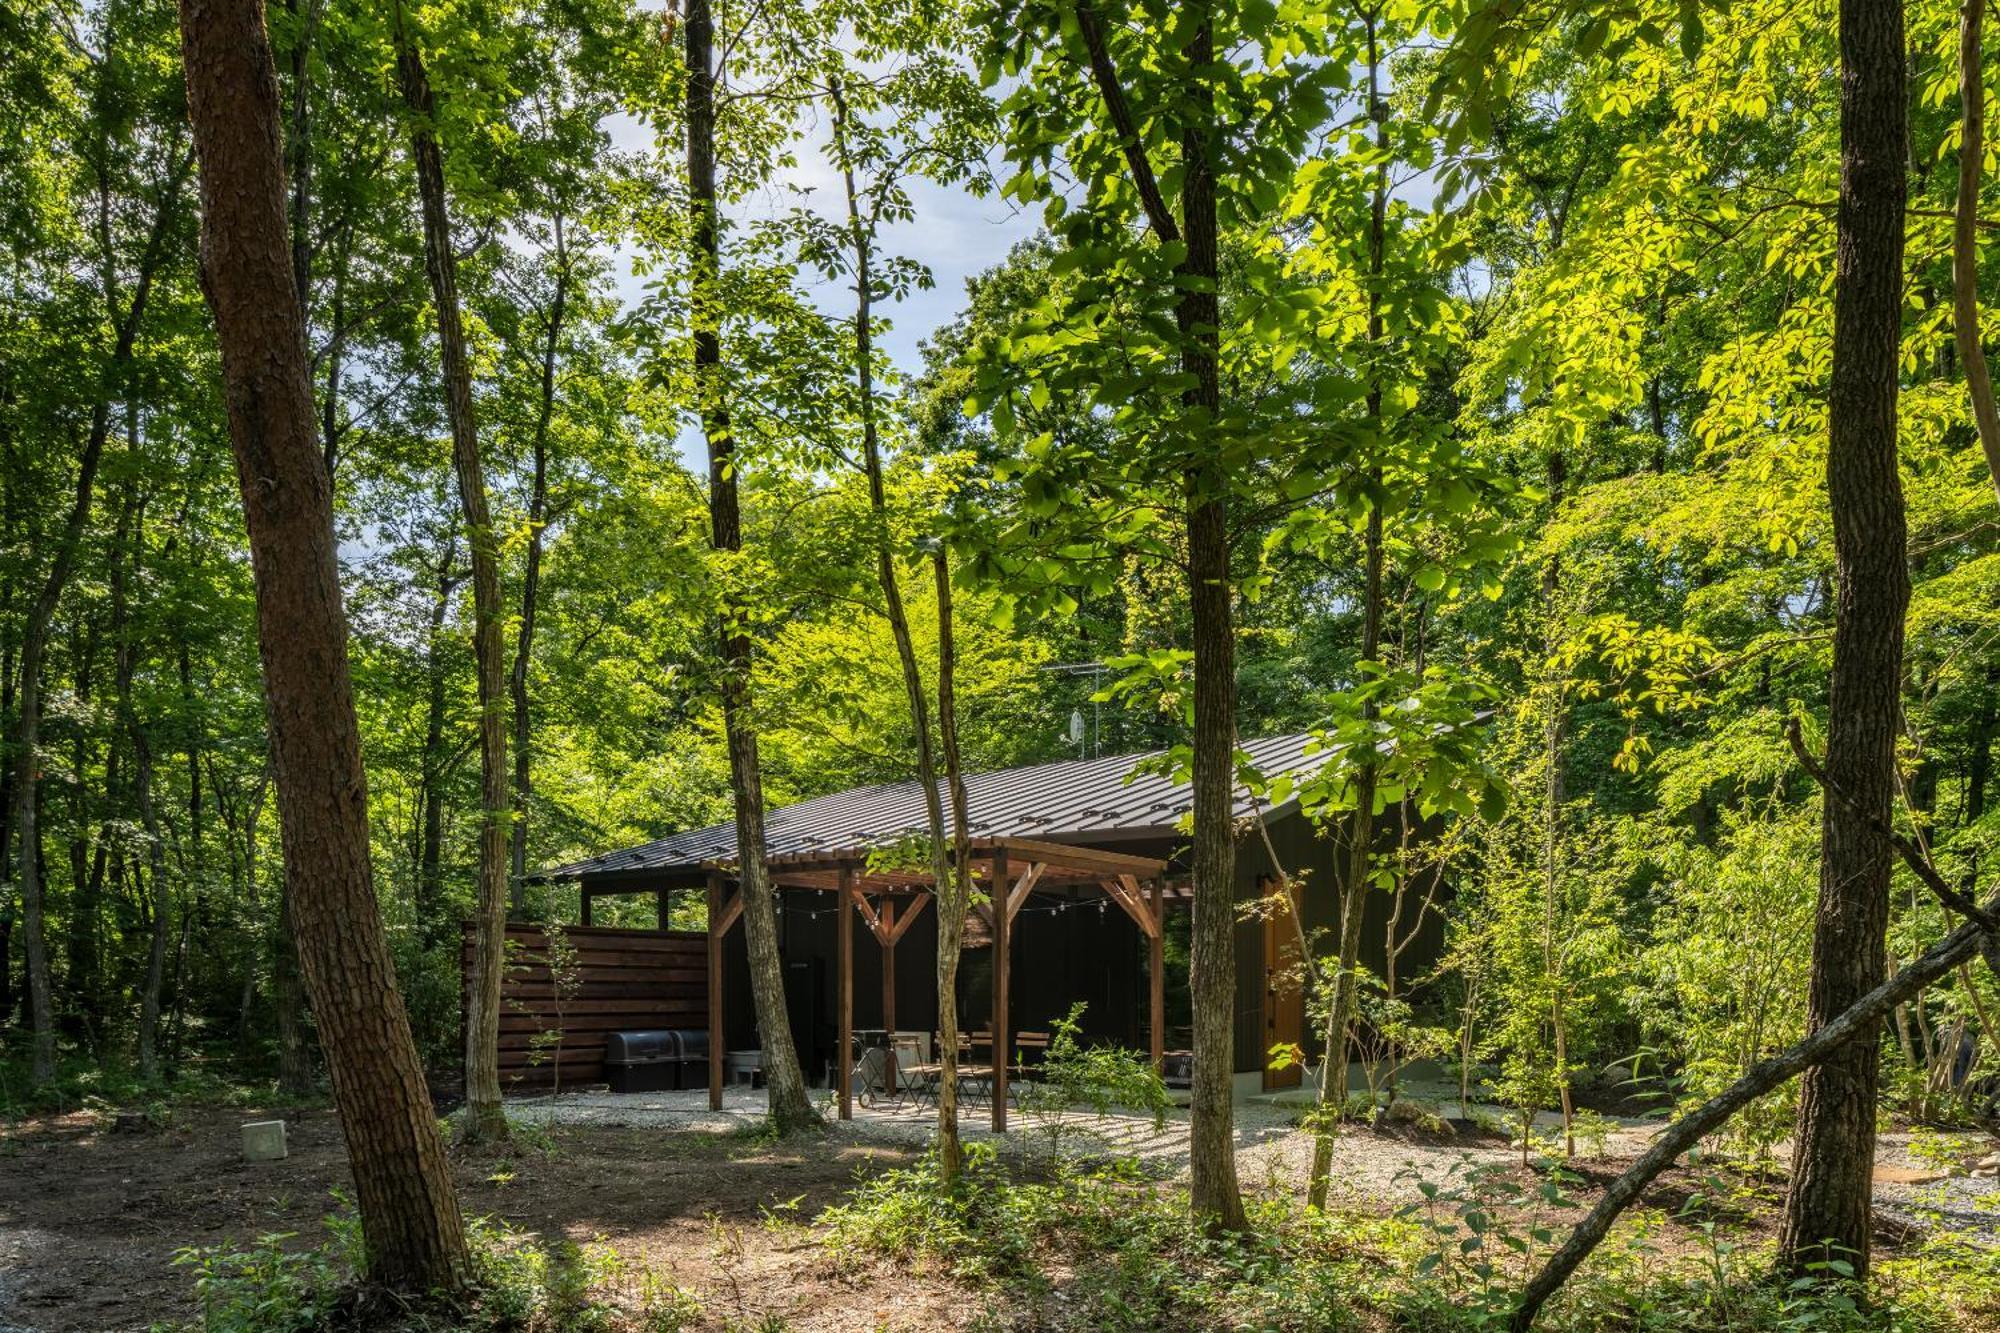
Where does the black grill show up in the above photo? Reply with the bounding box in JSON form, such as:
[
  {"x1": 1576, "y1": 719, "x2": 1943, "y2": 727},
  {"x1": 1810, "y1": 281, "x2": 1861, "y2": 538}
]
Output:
[{"x1": 604, "y1": 1029, "x2": 708, "y2": 1093}]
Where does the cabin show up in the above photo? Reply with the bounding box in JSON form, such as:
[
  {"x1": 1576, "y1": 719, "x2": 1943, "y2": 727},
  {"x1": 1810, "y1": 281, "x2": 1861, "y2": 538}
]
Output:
[{"x1": 536, "y1": 732, "x2": 1447, "y2": 1113}]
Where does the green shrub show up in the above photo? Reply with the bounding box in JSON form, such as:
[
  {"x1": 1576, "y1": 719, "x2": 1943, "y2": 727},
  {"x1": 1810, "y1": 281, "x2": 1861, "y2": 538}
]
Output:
[
  {"x1": 1013, "y1": 1002, "x2": 1170, "y2": 1161},
  {"x1": 165, "y1": 1203, "x2": 701, "y2": 1332}
]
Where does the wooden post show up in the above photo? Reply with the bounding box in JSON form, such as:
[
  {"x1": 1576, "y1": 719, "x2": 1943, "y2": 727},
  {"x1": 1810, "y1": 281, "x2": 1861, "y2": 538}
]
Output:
[
  {"x1": 706, "y1": 871, "x2": 724, "y2": 1111},
  {"x1": 992, "y1": 846, "x2": 1010, "y2": 1130},
  {"x1": 838, "y1": 867, "x2": 853, "y2": 1120},
  {"x1": 1150, "y1": 877, "x2": 1166, "y2": 1074},
  {"x1": 656, "y1": 887, "x2": 669, "y2": 932},
  {"x1": 580, "y1": 890, "x2": 593, "y2": 927},
  {"x1": 880, "y1": 898, "x2": 898, "y2": 1095}
]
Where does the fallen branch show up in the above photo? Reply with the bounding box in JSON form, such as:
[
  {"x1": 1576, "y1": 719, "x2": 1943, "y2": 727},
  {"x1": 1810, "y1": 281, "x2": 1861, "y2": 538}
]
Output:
[{"x1": 1509, "y1": 894, "x2": 1998, "y2": 1330}]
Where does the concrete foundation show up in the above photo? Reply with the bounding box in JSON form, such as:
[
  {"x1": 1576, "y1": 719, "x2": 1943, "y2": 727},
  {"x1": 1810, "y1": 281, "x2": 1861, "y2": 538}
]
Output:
[{"x1": 241, "y1": 1119, "x2": 287, "y2": 1162}]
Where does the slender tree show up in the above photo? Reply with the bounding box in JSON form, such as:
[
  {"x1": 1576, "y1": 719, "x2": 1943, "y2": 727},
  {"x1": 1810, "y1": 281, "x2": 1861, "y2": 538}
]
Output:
[
  {"x1": 5, "y1": 133, "x2": 188, "y2": 1083},
  {"x1": 1316, "y1": 12, "x2": 1393, "y2": 1196},
  {"x1": 683, "y1": 0, "x2": 818, "y2": 1131},
  {"x1": 825, "y1": 73, "x2": 970, "y2": 1165},
  {"x1": 175, "y1": 0, "x2": 470, "y2": 1289},
  {"x1": 509, "y1": 213, "x2": 569, "y2": 915},
  {"x1": 1955, "y1": 0, "x2": 2000, "y2": 505},
  {"x1": 391, "y1": 0, "x2": 511, "y2": 1145}
]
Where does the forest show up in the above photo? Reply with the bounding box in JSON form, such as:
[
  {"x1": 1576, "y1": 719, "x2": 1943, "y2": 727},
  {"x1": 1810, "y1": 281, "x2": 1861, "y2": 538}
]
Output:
[{"x1": 4, "y1": 0, "x2": 2000, "y2": 1326}]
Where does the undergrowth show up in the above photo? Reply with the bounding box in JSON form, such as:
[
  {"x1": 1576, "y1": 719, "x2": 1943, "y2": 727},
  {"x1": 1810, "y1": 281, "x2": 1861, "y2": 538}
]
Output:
[
  {"x1": 159, "y1": 1203, "x2": 703, "y2": 1333},
  {"x1": 820, "y1": 1143, "x2": 2000, "y2": 1332}
]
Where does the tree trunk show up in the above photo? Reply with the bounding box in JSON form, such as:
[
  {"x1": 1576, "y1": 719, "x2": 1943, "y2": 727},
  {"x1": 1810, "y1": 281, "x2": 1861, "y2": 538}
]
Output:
[
  {"x1": 1969, "y1": 674, "x2": 1993, "y2": 823},
  {"x1": 274, "y1": 863, "x2": 313, "y2": 1097},
  {"x1": 828, "y1": 79, "x2": 966, "y2": 1159},
  {"x1": 1312, "y1": 30, "x2": 1393, "y2": 1205},
  {"x1": 134, "y1": 733, "x2": 169, "y2": 1082},
  {"x1": 1777, "y1": 0, "x2": 1909, "y2": 1282},
  {"x1": 1313, "y1": 501, "x2": 1380, "y2": 1204},
  {"x1": 414, "y1": 528, "x2": 458, "y2": 945},
  {"x1": 1955, "y1": 0, "x2": 2000, "y2": 506},
  {"x1": 176, "y1": 0, "x2": 470, "y2": 1290},
  {"x1": 0, "y1": 634, "x2": 12, "y2": 1036},
  {"x1": 6, "y1": 143, "x2": 184, "y2": 1084},
  {"x1": 1178, "y1": 6, "x2": 1245, "y2": 1230},
  {"x1": 10, "y1": 413, "x2": 105, "y2": 1087},
  {"x1": 933, "y1": 549, "x2": 974, "y2": 1180},
  {"x1": 509, "y1": 217, "x2": 567, "y2": 917},
  {"x1": 684, "y1": 0, "x2": 817, "y2": 1132},
  {"x1": 65, "y1": 495, "x2": 122, "y2": 1043},
  {"x1": 391, "y1": 9, "x2": 510, "y2": 1145},
  {"x1": 168, "y1": 635, "x2": 206, "y2": 1069}
]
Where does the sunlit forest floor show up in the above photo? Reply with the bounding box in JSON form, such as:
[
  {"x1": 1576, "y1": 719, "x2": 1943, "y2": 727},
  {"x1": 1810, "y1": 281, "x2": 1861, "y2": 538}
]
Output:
[{"x1": 5, "y1": 1087, "x2": 2000, "y2": 1331}]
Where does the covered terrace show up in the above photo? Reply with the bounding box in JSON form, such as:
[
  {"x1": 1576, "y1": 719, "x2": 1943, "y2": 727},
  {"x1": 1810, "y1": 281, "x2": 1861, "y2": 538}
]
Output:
[{"x1": 591, "y1": 834, "x2": 1176, "y2": 1130}]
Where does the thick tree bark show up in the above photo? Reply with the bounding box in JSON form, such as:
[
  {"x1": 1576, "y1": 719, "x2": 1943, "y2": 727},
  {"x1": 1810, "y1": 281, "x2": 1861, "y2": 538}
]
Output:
[
  {"x1": 509, "y1": 217, "x2": 567, "y2": 916},
  {"x1": 391, "y1": 9, "x2": 510, "y2": 1145},
  {"x1": 176, "y1": 0, "x2": 469, "y2": 1289},
  {"x1": 1777, "y1": 0, "x2": 1909, "y2": 1282},
  {"x1": 273, "y1": 864, "x2": 313, "y2": 1096},
  {"x1": 684, "y1": 0, "x2": 817, "y2": 1131}
]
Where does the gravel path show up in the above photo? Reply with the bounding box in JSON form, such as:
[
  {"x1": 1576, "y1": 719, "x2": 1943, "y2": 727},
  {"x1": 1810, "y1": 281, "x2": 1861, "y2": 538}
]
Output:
[
  {"x1": 505, "y1": 1086, "x2": 1650, "y2": 1201},
  {"x1": 505, "y1": 1086, "x2": 2000, "y2": 1235}
]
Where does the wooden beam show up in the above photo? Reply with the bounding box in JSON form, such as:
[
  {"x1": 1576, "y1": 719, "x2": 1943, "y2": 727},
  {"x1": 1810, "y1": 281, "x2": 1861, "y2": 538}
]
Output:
[
  {"x1": 848, "y1": 887, "x2": 887, "y2": 943},
  {"x1": 992, "y1": 845, "x2": 1010, "y2": 1131},
  {"x1": 838, "y1": 864, "x2": 853, "y2": 1121},
  {"x1": 706, "y1": 871, "x2": 724, "y2": 1111},
  {"x1": 1149, "y1": 877, "x2": 1165, "y2": 1073},
  {"x1": 980, "y1": 836, "x2": 1168, "y2": 879},
  {"x1": 713, "y1": 889, "x2": 743, "y2": 937},
  {"x1": 580, "y1": 890, "x2": 594, "y2": 928},
  {"x1": 1004, "y1": 862, "x2": 1045, "y2": 923},
  {"x1": 885, "y1": 893, "x2": 930, "y2": 946},
  {"x1": 1105, "y1": 873, "x2": 1160, "y2": 938},
  {"x1": 881, "y1": 900, "x2": 898, "y2": 1093}
]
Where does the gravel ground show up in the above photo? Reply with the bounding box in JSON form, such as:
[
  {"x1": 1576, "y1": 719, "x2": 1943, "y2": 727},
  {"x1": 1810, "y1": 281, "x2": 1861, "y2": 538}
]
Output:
[
  {"x1": 506, "y1": 1085, "x2": 2000, "y2": 1236},
  {"x1": 506, "y1": 1085, "x2": 1649, "y2": 1201}
]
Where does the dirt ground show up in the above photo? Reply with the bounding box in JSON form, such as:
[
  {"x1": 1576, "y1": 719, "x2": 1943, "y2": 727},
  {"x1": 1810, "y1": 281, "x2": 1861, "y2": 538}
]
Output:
[
  {"x1": 0, "y1": 1104, "x2": 971, "y2": 1333},
  {"x1": 2, "y1": 1092, "x2": 1993, "y2": 1332}
]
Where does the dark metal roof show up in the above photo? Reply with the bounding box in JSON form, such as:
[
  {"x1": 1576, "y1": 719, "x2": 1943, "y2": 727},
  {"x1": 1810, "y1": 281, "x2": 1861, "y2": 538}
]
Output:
[{"x1": 543, "y1": 732, "x2": 1330, "y2": 883}]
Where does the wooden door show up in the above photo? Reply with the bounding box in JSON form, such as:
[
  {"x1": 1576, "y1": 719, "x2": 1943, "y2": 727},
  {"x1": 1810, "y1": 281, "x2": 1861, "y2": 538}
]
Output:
[{"x1": 1262, "y1": 881, "x2": 1304, "y2": 1090}]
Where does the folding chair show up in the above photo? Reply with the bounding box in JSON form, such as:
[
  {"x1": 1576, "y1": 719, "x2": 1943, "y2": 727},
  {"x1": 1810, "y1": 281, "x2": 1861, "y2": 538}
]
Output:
[
  {"x1": 889, "y1": 1032, "x2": 936, "y2": 1108},
  {"x1": 953, "y1": 1029, "x2": 996, "y2": 1108}
]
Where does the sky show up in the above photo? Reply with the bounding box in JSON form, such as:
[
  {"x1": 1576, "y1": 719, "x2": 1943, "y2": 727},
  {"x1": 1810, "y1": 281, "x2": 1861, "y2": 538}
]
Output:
[{"x1": 604, "y1": 109, "x2": 1044, "y2": 392}]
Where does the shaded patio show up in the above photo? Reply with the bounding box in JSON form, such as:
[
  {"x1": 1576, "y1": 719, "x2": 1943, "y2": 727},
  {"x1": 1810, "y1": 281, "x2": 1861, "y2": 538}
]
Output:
[{"x1": 591, "y1": 834, "x2": 1179, "y2": 1130}]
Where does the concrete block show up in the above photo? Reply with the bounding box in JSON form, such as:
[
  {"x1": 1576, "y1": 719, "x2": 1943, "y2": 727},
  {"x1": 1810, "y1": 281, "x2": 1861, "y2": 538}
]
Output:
[{"x1": 242, "y1": 1119, "x2": 288, "y2": 1162}]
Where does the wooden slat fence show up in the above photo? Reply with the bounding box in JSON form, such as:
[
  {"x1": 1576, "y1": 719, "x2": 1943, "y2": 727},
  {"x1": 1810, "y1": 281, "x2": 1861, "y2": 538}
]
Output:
[{"x1": 461, "y1": 922, "x2": 708, "y2": 1092}]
